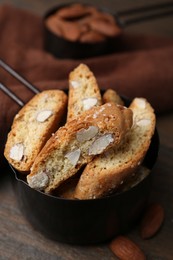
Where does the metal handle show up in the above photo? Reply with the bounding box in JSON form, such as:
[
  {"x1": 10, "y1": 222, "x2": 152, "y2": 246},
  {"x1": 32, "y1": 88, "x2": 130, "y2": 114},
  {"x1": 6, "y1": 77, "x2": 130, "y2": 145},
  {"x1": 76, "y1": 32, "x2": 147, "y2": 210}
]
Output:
[
  {"x1": 0, "y1": 59, "x2": 40, "y2": 94},
  {"x1": 115, "y1": 2, "x2": 173, "y2": 27}
]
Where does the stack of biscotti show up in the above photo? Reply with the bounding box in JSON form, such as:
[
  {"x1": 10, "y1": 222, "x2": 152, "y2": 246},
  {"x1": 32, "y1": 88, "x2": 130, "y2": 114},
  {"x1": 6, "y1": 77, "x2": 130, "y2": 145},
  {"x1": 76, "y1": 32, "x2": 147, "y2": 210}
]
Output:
[
  {"x1": 74, "y1": 97, "x2": 156, "y2": 199},
  {"x1": 65, "y1": 64, "x2": 155, "y2": 199},
  {"x1": 4, "y1": 63, "x2": 156, "y2": 200},
  {"x1": 4, "y1": 90, "x2": 67, "y2": 173},
  {"x1": 27, "y1": 102, "x2": 133, "y2": 193},
  {"x1": 26, "y1": 64, "x2": 133, "y2": 194}
]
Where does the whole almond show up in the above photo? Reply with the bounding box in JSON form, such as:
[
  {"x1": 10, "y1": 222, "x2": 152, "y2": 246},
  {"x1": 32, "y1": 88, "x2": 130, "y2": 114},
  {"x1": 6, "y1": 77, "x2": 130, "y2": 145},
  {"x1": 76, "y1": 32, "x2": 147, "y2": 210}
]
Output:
[
  {"x1": 109, "y1": 236, "x2": 146, "y2": 260},
  {"x1": 57, "y1": 4, "x2": 89, "y2": 19},
  {"x1": 45, "y1": 15, "x2": 63, "y2": 37},
  {"x1": 85, "y1": 5, "x2": 100, "y2": 16},
  {"x1": 89, "y1": 18, "x2": 121, "y2": 37},
  {"x1": 55, "y1": 19, "x2": 81, "y2": 42},
  {"x1": 80, "y1": 30, "x2": 106, "y2": 43},
  {"x1": 140, "y1": 203, "x2": 164, "y2": 239}
]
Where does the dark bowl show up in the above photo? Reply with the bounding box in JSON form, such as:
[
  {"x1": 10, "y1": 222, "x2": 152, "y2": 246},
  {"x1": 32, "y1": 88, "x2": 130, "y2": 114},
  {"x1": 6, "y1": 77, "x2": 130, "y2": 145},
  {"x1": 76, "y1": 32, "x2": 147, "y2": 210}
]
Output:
[
  {"x1": 9, "y1": 96, "x2": 159, "y2": 245},
  {"x1": 43, "y1": 3, "x2": 122, "y2": 59}
]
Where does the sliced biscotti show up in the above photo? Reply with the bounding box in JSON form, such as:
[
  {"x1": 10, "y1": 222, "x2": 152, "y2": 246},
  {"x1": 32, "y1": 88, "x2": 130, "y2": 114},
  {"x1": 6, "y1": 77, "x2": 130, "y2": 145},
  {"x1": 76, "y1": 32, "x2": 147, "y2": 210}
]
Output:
[
  {"x1": 103, "y1": 89, "x2": 124, "y2": 106},
  {"x1": 74, "y1": 98, "x2": 156, "y2": 199},
  {"x1": 27, "y1": 102, "x2": 133, "y2": 193},
  {"x1": 4, "y1": 90, "x2": 67, "y2": 173},
  {"x1": 67, "y1": 63, "x2": 102, "y2": 121}
]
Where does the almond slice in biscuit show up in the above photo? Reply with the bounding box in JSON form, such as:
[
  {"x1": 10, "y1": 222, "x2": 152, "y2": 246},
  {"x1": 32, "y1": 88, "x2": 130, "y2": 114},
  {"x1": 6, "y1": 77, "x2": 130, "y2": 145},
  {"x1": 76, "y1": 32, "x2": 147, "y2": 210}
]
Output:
[
  {"x1": 70, "y1": 80, "x2": 81, "y2": 88},
  {"x1": 136, "y1": 119, "x2": 151, "y2": 127},
  {"x1": 82, "y1": 97, "x2": 98, "y2": 110},
  {"x1": 9, "y1": 143, "x2": 24, "y2": 161},
  {"x1": 76, "y1": 126, "x2": 99, "y2": 142},
  {"x1": 134, "y1": 98, "x2": 146, "y2": 109},
  {"x1": 36, "y1": 110, "x2": 53, "y2": 122},
  {"x1": 27, "y1": 171, "x2": 49, "y2": 190},
  {"x1": 65, "y1": 149, "x2": 81, "y2": 166},
  {"x1": 89, "y1": 134, "x2": 114, "y2": 155}
]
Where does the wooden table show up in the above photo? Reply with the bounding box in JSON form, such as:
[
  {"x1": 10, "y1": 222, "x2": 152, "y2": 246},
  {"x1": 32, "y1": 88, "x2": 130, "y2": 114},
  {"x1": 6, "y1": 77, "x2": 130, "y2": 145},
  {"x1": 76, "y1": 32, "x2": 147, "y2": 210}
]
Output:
[{"x1": 0, "y1": 1, "x2": 173, "y2": 259}]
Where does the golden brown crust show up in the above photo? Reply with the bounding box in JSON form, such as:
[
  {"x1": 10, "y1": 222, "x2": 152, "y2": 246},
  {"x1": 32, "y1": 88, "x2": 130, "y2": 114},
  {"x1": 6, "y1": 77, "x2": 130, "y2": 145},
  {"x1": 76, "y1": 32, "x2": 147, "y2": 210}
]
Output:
[
  {"x1": 4, "y1": 90, "x2": 67, "y2": 173},
  {"x1": 67, "y1": 63, "x2": 102, "y2": 121},
  {"x1": 103, "y1": 89, "x2": 124, "y2": 106},
  {"x1": 74, "y1": 98, "x2": 155, "y2": 199},
  {"x1": 27, "y1": 103, "x2": 133, "y2": 193}
]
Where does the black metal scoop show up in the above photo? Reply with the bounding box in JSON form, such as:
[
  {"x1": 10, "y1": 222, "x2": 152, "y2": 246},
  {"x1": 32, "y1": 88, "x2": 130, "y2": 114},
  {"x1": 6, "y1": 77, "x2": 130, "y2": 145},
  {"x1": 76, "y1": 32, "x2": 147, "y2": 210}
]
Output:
[
  {"x1": 0, "y1": 60, "x2": 159, "y2": 244},
  {"x1": 0, "y1": 59, "x2": 39, "y2": 106}
]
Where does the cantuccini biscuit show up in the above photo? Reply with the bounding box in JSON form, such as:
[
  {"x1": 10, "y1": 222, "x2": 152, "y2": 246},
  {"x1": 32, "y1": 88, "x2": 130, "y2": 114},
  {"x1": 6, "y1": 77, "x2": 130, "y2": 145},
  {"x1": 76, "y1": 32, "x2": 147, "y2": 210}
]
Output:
[
  {"x1": 74, "y1": 98, "x2": 155, "y2": 199},
  {"x1": 103, "y1": 88, "x2": 124, "y2": 106},
  {"x1": 4, "y1": 90, "x2": 67, "y2": 173},
  {"x1": 27, "y1": 102, "x2": 133, "y2": 193},
  {"x1": 67, "y1": 63, "x2": 102, "y2": 121}
]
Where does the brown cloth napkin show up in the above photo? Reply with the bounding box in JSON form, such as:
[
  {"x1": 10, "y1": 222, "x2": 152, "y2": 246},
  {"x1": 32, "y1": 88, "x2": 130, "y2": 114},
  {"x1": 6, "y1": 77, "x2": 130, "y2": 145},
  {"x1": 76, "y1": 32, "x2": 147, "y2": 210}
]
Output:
[{"x1": 1, "y1": 4, "x2": 173, "y2": 167}]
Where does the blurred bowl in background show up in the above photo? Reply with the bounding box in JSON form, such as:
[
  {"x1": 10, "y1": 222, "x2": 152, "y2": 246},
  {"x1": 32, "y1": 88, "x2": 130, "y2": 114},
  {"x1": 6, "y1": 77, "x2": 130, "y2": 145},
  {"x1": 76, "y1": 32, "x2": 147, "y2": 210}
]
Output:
[{"x1": 43, "y1": 3, "x2": 122, "y2": 59}]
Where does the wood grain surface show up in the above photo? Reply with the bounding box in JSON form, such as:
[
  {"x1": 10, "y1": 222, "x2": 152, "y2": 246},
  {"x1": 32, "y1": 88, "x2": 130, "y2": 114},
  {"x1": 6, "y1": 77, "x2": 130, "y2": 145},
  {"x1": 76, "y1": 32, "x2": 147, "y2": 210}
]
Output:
[{"x1": 0, "y1": 0, "x2": 173, "y2": 259}]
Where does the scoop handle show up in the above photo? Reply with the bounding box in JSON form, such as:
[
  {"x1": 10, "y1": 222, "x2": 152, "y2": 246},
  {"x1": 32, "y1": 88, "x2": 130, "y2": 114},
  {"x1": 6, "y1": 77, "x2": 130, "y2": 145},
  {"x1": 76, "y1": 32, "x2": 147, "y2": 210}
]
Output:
[{"x1": 115, "y1": 2, "x2": 173, "y2": 28}]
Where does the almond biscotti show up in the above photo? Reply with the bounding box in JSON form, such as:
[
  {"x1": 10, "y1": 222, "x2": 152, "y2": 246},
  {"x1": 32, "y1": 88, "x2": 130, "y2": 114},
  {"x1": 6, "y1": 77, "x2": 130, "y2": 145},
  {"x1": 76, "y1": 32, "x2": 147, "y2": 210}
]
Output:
[
  {"x1": 103, "y1": 89, "x2": 124, "y2": 106},
  {"x1": 74, "y1": 98, "x2": 156, "y2": 199},
  {"x1": 4, "y1": 90, "x2": 67, "y2": 173},
  {"x1": 67, "y1": 63, "x2": 102, "y2": 121},
  {"x1": 27, "y1": 102, "x2": 133, "y2": 193}
]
